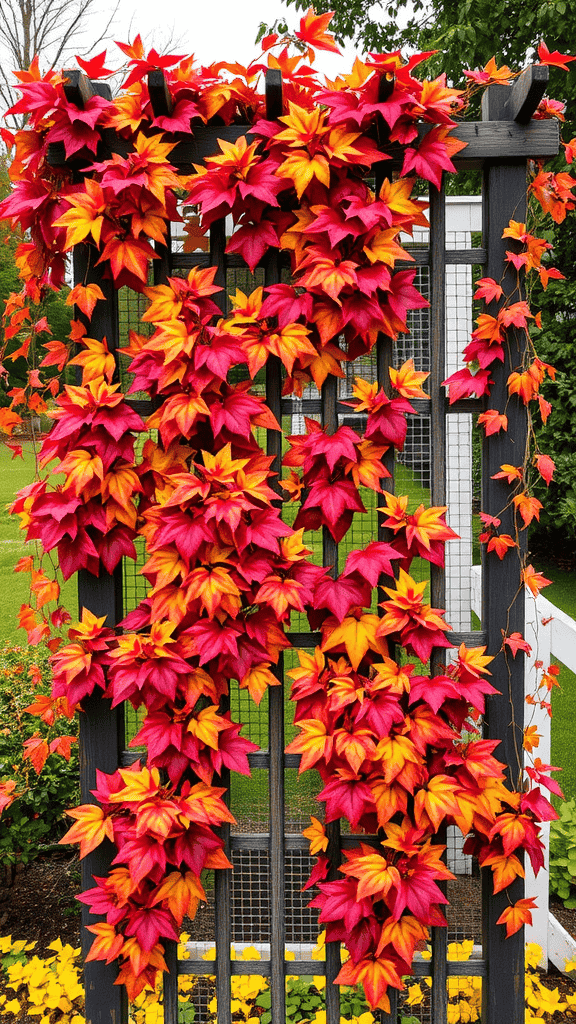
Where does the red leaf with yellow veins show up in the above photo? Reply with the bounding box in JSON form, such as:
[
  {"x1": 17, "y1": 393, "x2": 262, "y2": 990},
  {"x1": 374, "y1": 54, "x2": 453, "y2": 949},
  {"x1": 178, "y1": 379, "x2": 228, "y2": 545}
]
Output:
[
  {"x1": 98, "y1": 236, "x2": 158, "y2": 284},
  {"x1": 335, "y1": 955, "x2": 403, "y2": 1012},
  {"x1": 340, "y1": 845, "x2": 401, "y2": 901}
]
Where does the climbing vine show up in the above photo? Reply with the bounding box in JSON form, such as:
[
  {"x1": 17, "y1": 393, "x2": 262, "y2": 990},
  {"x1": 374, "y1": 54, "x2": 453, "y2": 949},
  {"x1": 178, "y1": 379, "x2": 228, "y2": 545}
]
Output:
[{"x1": 0, "y1": 12, "x2": 574, "y2": 1012}]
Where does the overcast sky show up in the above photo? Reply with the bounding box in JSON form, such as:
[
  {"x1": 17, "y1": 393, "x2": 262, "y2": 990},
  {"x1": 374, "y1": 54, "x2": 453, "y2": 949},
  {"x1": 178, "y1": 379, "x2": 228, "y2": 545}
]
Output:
[{"x1": 98, "y1": 0, "x2": 359, "y2": 77}]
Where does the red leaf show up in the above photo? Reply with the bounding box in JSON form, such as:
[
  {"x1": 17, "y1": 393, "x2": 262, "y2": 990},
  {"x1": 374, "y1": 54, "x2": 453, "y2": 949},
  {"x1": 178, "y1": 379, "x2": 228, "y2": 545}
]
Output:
[
  {"x1": 23, "y1": 733, "x2": 50, "y2": 773},
  {"x1": 344, "y1": 542, "x2": 402, "y2": 587},
  {"x1": 477, "y1": 409, "x2": 508, "y2": 436},
  {"x1": 534, "y1": 453, "x2": 555, "y2": 485},
  {"x1": 537, "y1": 42, "x2": 576, "y2": 71},
  {"x1": 503, "y1": 632, "x2": 532, "y2": 657}
]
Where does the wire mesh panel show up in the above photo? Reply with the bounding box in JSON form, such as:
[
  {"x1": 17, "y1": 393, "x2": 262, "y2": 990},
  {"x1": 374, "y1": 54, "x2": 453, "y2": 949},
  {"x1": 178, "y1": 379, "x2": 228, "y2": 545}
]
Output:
[{"x1": 72, "y1": 66, "x2": 558, "y2": 1024}]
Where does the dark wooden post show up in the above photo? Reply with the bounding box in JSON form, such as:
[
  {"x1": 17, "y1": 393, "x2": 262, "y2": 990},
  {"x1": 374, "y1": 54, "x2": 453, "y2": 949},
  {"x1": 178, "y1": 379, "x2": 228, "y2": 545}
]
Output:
[
  {"x1": 73, "y1": 243, "x2": 127, "y2": 1024},
  {"x1": 480, "y1": 79, "x2": 534, "y2": 1024}
]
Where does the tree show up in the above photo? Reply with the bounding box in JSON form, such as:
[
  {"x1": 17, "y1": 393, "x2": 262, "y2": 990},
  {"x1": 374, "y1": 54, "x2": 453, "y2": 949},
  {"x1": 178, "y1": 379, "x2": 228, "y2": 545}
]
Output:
[
  {"x1": 271, "y1": 0, "x2": 576, "y2": 90},
  {"x1": 0, "y1": 0, "x2": 118, "y2": 122}
]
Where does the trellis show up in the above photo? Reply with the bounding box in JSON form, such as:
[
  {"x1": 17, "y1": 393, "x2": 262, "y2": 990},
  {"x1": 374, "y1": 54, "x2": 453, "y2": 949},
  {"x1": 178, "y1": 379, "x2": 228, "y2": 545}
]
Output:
[{"x1": 53, "y1": 62, "x2": 561, "y2": 1024}]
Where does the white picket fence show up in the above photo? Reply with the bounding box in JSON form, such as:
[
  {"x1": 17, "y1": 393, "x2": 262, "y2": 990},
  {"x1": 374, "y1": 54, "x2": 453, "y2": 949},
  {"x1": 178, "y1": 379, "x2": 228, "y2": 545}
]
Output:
[{"x1": 469, "y1": 564, "x2": 576, "y2": 966}]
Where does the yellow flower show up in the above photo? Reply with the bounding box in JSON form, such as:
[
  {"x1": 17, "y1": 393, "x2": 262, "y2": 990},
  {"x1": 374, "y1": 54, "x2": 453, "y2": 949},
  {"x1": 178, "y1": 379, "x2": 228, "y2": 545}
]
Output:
[
  {"x1": 406, "y1": 983, "x2": 424, "y2": 1005},
  {"x1": 525, "y1": 943, "x2": 543, "y2": 969}
]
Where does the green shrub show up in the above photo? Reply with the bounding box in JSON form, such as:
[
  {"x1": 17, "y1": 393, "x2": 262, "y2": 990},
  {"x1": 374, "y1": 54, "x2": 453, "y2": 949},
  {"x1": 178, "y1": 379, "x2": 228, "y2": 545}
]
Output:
[
  {"x1": 549, "y1": 798, "x2": 576, "y2": 907},
  {"x1": 0, "y1": 643, "x2": 79, "y2": 869}
]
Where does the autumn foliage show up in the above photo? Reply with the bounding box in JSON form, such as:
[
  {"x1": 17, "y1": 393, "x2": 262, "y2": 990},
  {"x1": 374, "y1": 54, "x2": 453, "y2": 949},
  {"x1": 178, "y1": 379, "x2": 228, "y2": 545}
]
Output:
[{"x1": 0, "y1": 10, "x2": 573, "y2": 1012}]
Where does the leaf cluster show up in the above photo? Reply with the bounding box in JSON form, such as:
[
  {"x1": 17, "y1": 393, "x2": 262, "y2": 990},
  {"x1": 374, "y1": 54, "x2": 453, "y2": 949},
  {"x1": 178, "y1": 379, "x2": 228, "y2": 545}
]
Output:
[{"x1": 549, "y1": 797, "x2": 576, "y2": 907}]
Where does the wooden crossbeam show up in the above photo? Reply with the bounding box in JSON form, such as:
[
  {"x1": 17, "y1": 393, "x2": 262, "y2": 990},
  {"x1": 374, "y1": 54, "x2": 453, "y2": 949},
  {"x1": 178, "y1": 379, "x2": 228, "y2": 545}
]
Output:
[{"x1": 47, "y1": 116, "x2": 560, "y2": 170}]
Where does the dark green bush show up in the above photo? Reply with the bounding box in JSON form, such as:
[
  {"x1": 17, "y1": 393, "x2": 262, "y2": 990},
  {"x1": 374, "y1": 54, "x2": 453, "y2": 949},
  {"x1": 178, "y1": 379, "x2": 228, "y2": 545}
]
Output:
[{"x1": 549, "y1": 798, "x2": 576, "y2": 908}]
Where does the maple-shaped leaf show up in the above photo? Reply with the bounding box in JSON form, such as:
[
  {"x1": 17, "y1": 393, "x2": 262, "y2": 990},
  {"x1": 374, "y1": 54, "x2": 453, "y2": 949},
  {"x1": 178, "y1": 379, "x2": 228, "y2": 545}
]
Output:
[
  {"x1": 322, "y1": 611, "x2": 387, "y2": 670},
  {"x1": 312, "y1": 573, "x2": 371, "y2": 622},
  {"x1": 477, "y1": 410, "x2": 508, "y2": 436},
  {"x1": 335, "y1": 955, "x2": 403, "y2": 1012},
  {"x1": 496, "y1": 897, "x2": 537, "y2": 937},
  {"x1": 522, "y1": 565, "x2": 552, "y2": 597},
  {"x1": 150, "y1": 870, "x2": 206, "y2": 925},
  {"x1": 295, "y1": 478, "x2": 365, "y2": 542},
  {"x1": 22, "y1": 733, "x2": 50, "y2": 774},
  {"x1": 295, "y1": 8, "x2": 340, "y2": 54},
  {"x1": 491, "y1": 464, "x2": 523, "y2": 485},
  {"x1": 60, "y1": 803, "x2": 115, "y2": 858},
  {"x1": 76, "y1": 50, "x2": 115, "y2": 77},
  {"x1": 413, "y1": 774, "x2": 462, "y2": 831},
  {"x1": 343, "y1": 542, "x2": 402, "y2": 587},
  {"x1": 49, "y1": 735, "x2": 76, "y2": 760},
  {"x1": 503, "y1": 632, "x2": 532, "y2": 657},
  {"x1": 286, "y1": 719, "x2": 332, "y2": 772},
  {"x1": 402, "y1": 126, "x2": 467, "y2": 190},
  {"x1": 318, "y1": 770, "x2": 376, "y2": 828},
  {"x1": 98, "y1": 236, "x2": 158, "y2": 284},
  {"x1": 67, "y1": 282, "x2": 106, "y2": 319},
  {"x1": 302, "y1": 816, "x2": 329, "y2": 856},
  {"x1": 512, "y1": 492, "x2": 543, "y2": 528},
  {"x1": 389, "y1": 358, "x2": 429, "y2": 399},
  {"x1": 226, "y1": 219, "x2": 279, "y2": 272},
  {"x1": 443, "y1": 367, "x2": 493, "y2": 403},
  {"x1": 240, "y1": 663, "x2": 280, "y2": 705},
  {"x1": 474, "y1": 277, "x2": 504, "y2": 303},
  {"x1": 463, "y1": 56, "x2": 513, "y2": 84},
  {"x1": 85, "y1": 922, "x2": 125, "y2": 966},
  {"x1": 340, "y1": 845, "x2": 401, "y2": 901},
  {"x1": 537, "y1": 41, "x2": 576, "y2": 71},
  {"x1": 534, "y1": 453, "x2": 555, "y2": 485}
]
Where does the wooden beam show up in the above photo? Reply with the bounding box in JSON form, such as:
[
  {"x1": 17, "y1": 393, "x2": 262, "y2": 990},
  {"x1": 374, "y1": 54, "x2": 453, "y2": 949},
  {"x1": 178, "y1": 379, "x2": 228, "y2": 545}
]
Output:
[
  {"x1": 62, "y1": 68, "x2": 95, "y2": 108},
  {"x1": 47, "y1": 117, "x2": 560, "y2": 170},
  {"x1": 147, "y1": 69, "x2": 173, "y2": 117},
  {"x1": 505, "y1": 64, "x2": 549, "y2": 123}
]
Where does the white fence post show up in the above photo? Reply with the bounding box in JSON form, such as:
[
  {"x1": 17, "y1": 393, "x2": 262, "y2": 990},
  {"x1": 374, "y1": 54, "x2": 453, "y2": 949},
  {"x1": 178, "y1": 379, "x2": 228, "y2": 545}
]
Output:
[{"x1": 524, "y1": 592, "x2": 552, "y2": 963}]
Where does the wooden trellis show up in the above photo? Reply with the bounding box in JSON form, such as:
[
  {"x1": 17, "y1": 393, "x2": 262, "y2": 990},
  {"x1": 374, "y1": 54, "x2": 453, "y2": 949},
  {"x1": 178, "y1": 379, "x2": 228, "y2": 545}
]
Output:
[{"x1": 53, "y1": 63, "x2": 560, "y2": 1024}]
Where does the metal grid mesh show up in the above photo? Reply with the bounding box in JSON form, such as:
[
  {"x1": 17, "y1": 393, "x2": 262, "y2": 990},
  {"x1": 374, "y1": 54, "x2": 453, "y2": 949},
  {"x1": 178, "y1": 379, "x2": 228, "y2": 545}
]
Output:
[{"x1": 119, "y1": 201, "x2": 490, "y2": 1015}]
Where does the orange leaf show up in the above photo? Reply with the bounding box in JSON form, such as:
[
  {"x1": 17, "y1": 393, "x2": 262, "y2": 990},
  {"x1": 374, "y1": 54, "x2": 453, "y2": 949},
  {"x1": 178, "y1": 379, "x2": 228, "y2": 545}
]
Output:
[
  {"x1": 496, "y1": 897, "x2": 537, "y2": 936},
  {"x1": 477, "y1": 409, "x2": 508, "y2": 436},
  {"x1": 60, "y1": 803, "x2": 115, "y2": 858}
]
